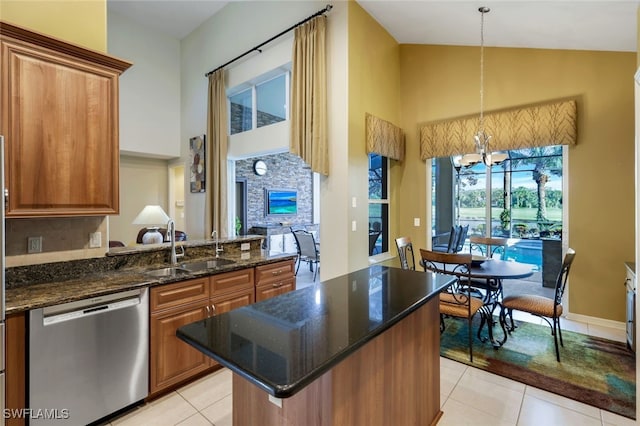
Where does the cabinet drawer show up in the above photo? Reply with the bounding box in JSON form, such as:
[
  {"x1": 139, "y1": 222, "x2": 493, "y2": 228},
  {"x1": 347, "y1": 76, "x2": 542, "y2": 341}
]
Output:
[
  {"x1": 256, "y1": 277, "x2": 296, "y2": 302},
  {"x1": 151, "y1": 278, "x2": 210, "y2": 312},
  {"x1": 255, "y1": 260, "x2": 295, "y2": 286},
  {"x1": 210, "y1": 268, "x2": 254, "y2": 294}
]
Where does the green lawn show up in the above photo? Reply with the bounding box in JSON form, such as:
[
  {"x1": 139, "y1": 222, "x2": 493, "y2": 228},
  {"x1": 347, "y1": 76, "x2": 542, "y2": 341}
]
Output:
[{"x1": 460, "y1": 207, "x2": 562, "y2": 222}]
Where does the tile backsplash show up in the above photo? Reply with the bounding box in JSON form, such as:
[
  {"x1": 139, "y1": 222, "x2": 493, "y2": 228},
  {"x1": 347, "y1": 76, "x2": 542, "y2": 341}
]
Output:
[{"x1": 6, "y1": 216, "x2": 108, "y2": 266}]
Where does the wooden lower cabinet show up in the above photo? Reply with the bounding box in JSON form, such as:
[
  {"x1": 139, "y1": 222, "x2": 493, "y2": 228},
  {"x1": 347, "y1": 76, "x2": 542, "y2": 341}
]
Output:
[
  {"x1": 255, "y1": 260, "x2": 296, "y2": 302},
  {"x1": 6, "y1": 312, "x2": 26, "y2": 426},
  {"x1": 150, "y1": 299, "x2": 211, "y2": 395},
  {"x1": 149, "y1": 269, "x2": 256, "y2": 396},
  {"x1": 212, "y1": 287, "x2": 255, "y2": 316}
]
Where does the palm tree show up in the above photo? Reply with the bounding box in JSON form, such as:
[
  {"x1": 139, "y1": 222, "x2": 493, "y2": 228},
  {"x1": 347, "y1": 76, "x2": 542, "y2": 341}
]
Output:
[{"x1": 510, "y1": 146, "x2": 562, "y2": 222}]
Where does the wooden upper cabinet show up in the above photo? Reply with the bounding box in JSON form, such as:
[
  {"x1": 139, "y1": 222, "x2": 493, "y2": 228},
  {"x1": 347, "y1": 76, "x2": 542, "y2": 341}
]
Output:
[{"x1": 0, "y1": 22, "x2": 131, "y2": 217}]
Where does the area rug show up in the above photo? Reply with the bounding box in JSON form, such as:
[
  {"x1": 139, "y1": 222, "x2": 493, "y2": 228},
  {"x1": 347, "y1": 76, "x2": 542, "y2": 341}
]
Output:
[{"x1": 440, "y1": 317, "x2": 636, "y2": 419}]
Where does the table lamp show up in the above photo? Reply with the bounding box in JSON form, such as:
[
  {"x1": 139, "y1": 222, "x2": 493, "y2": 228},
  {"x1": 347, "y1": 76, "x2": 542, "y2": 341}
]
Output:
[{"x1": 132, "y1": 205, "x2": 171, "y2": 244}]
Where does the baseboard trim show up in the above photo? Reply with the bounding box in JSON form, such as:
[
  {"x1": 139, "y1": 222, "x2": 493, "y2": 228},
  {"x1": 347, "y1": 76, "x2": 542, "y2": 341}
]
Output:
[{"x1": 565, "y1": 312, "x2": 625, "y2": 330}]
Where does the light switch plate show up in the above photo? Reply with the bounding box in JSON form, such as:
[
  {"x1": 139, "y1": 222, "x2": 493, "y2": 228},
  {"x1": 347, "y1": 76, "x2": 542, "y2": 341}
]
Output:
[
  {"x1": 241, "y1": 242, "x2": 250, "y2": 251},
  {"x1": 414, "y1": 218, "x2": 420, "y2": 227},
  {"x1": 351, "y1": 221, "x2": 357, "y2": 231}
]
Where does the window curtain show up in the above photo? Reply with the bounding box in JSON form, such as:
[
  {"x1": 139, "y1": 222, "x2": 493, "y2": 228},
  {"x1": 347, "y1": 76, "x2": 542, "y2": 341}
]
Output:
[
  {"x1": 290, "y1": 15, "x2": 328, "y2": 175},
  {"x1": 206, "y1": 69, "x2": 229, "y2": 238},
  {"x1": 419, "y1": 99, "x2": 577, "y2": 160},
  {"x1": 365, "y1": 113, "x2": 405, "y2": 161}
]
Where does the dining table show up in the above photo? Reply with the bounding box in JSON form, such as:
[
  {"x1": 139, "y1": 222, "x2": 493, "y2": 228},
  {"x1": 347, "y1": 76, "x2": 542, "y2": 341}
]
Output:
[{"x1": 467, "y1": 258, "x2": 535, "y2": 347}]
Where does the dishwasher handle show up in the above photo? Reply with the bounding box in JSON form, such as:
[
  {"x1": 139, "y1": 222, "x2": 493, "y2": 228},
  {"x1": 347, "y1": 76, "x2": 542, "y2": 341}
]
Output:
[{"x1": 42, "y1": 295, "x2": 141, "y2": 326}]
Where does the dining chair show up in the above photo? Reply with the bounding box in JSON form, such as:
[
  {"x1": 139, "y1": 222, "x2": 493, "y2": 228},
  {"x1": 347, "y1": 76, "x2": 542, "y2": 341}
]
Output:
[
  {"x1": 469, "y1": 236, "x2": 514, "y2": 259},
  {"x1": 499, "y1": 248, "x2": 576, "y2": 362},
  {"x1": 467, "y1": 236, "x2": 514, "y2": 302},
  {"x1": 292, "y1": 230, "x2": 320, "y2": 281},
  {"x1": 420, "y1": 248, "x2": 490, "y2": 362},
  {"x1": 395, "y1": 236, "x2": 415, "y2": 270}
]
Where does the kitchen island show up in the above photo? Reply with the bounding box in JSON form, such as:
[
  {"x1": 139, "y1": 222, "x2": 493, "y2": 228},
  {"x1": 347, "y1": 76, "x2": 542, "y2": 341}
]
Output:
[{"x1": 177, "y1": 265, "x2": 453, "y2": 425}]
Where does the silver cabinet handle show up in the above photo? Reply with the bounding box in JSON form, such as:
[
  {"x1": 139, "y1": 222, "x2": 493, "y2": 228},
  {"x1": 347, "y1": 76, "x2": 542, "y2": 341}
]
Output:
[
  {"x1": 205, "y1": 305, "x2": 211, "y2": 317},
  {"x1": 211, "y1": 304, "x2": 216, "y2": 316}
]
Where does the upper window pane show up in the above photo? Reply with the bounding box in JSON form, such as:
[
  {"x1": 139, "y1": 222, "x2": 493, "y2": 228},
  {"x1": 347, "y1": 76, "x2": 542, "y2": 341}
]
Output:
[
  {"x1": 368, "y1": 154, "x2": 387, "y2": 200},
  {"x1": 256, "y1": 74, "x2": 286, "y2": 128},
  {"x1": 229, "y1": 89, "x2": 252, "y2": 135}
]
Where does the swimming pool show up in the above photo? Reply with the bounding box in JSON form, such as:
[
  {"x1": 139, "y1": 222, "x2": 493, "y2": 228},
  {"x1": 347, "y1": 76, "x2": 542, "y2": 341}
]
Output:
[{"x1": 468, "y1": 238, "x2": 543, "y2": 271}]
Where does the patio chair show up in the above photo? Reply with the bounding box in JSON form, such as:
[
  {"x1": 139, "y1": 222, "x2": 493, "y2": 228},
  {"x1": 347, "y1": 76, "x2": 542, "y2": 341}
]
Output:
[
  {"x1": 420, "y1": 248, "x2": 490, "y2": 362},
  {"x1": 499, "y1": 248, "x2": 576, "y2": 362},
  {"x1": 432, "y1": 226, "x2": 458, "y2": 253},
  {"x1": 292, "y1": 230, "x2": 320, "y2": 281},
  {"x1": 395, "y1": 236, "x2": 415, "y2": 270}
]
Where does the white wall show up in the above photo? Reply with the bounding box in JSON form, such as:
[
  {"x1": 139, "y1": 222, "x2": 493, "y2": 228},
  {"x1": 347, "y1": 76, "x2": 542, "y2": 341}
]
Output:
[
  {"x1": 110, "y1": 155, "x2": 169, "y2": 245},
  {"x1": 179, "y1": 1, "x2": 347, "y2": 251},
  {"x1": 107, "y1": 10, "x2": 181, "y2": 158}
]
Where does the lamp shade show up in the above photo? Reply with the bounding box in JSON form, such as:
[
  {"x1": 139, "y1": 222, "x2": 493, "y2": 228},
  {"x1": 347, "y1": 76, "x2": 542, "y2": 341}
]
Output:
[
  {"x1": 132, "y1": 205, "x2": 171, "y2": 226},
  {"x1": 133, "y1": 205, "x2": 171, "y2": 245}
]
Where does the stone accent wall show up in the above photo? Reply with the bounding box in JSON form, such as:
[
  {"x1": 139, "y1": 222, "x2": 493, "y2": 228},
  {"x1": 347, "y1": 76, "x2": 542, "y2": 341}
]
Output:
[{"x1": 236, "y1": 152, "x2": 313, "y2": 228}]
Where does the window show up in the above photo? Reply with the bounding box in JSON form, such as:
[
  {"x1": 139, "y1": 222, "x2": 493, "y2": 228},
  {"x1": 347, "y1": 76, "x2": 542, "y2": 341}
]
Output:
[
  {"x1": 229, "y1": 89, "x2": 252, "y2": 135},
  {"x1": 256, "y1": 74, "x2": 286, "y2": 128},
  {"x1": 228, "y1": 71, "x2": 289, "y2": 135},
  {"x1": 432, "y1": 146, "x2": 564, "y2": 270},
  {"x1": 368, "y1": 153, "x2": 389, "y2": 256}
]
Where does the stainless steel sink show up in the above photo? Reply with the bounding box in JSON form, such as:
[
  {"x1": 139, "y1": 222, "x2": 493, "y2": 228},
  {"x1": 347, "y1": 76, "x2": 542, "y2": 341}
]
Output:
[
  {"x1": 180, "y1": 258, "x2": 236, "y2": 272},
  {"x1": 146, "y1": 267, "x2": 190, "y2": 277}
]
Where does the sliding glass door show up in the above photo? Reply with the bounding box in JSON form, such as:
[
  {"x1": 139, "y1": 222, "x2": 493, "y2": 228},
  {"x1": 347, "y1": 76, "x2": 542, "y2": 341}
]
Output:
[{"x1": 432, "y1": 146, "x2": 564, "y2": 273}]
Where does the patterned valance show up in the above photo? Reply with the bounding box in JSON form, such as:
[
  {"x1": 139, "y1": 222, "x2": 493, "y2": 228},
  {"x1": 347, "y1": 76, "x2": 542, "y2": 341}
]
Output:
[
  {"x1": 419, "y1": 99, "x2": 577, "y2": 160},
  {"x1": 366, "y1": 113, "x2": 405, "y2": 161}
]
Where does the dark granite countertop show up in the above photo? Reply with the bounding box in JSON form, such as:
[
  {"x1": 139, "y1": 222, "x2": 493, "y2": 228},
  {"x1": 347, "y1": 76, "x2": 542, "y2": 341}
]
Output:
[
  {"x1": 177, "y1": 265, "x2": 454, "y2": 398},
  {"x1": 6, "y1": 251, "x2": 296, "y2": 314}
]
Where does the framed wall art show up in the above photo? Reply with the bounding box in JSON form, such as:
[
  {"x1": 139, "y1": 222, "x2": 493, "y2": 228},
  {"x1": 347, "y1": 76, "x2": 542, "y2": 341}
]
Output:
[{"x1": 190, "y1": 135, "x2": 206, "y2": 193}]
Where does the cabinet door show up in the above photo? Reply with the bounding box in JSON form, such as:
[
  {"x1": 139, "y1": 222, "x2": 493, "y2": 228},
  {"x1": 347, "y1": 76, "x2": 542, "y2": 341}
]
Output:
[
  {"x1": 211, "y1": 287, "x2": 255, "y2": 316},
  {"x1": 209, "y1": 287, "x2": 255, "y2": 367},
  {"x1": 150, "y1": 301, "x2": 211, "y2": 395},
  {"x1": 1, "y1": 31, "x2": 129, "y2": 216},
  {"x1": 256, "y1": 278, "x2": 296, "y2": 302}
]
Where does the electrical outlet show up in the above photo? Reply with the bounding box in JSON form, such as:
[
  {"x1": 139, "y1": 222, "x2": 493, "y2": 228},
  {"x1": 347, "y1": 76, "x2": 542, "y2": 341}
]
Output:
[
  {"x1": 28, "y1": 236, "x2": 42, "y2": 253},
  {"x1": 241, "y1": 242, "x2": 250, "y2": 251},
  {"x1": 89, "y1": 232, "x2": 102, "y2": 248}
]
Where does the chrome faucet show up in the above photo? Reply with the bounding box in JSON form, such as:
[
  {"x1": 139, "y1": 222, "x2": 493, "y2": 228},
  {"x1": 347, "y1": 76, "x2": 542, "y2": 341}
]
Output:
[
  {"x1": 211, "y1": 230, "x2": 224, "y2": 258},
  {"x1": 168, "y1": 219, "x2": 184, "y2": 265}
]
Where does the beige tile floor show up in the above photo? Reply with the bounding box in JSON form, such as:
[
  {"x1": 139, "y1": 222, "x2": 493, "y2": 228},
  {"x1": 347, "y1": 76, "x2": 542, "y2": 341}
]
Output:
[{"x1": 108, "y1": 267, "x2": 634, "y2": 425}]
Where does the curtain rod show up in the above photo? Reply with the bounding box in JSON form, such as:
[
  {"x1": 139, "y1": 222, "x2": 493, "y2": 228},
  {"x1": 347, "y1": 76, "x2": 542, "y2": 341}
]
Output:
[{"x1": 204, "y1": 4, "x2": 333, "y2": 78}]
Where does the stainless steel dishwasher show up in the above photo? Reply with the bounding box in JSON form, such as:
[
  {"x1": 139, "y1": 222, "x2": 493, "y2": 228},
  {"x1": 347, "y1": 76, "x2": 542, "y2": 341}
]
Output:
[{"x1": 29, "y1": 288, "x2": 148, "y2": 425}]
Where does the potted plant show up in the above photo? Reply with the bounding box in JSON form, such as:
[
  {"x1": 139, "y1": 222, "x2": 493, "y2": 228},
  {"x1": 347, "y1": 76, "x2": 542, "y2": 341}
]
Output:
[{"x1": 235, "y1": 217, "x2": 242, "y2": 236}]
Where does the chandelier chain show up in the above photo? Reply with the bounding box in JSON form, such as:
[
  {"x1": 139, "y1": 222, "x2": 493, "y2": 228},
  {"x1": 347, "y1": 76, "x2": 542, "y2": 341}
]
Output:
[{"x1": 479, "y1": 8, "x2": 486, "y2": 133}]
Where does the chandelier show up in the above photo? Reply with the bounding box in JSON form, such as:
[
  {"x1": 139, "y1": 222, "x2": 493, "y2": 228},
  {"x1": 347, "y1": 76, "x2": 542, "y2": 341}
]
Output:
[{"x1": 460, "y1": 7, "x2": 507, "y2": 168}]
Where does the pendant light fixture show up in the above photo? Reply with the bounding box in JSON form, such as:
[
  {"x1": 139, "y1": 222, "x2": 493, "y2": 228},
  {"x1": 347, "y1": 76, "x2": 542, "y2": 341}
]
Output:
[{"x1": 460, "y1": 7, "x2": 507, "y2": 168}]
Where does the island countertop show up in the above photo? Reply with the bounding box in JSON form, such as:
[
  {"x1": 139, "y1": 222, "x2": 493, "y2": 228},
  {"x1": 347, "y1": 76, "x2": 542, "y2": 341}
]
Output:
[{"x1": 177, "y1": 265, "x2": 453, "y2": 398}]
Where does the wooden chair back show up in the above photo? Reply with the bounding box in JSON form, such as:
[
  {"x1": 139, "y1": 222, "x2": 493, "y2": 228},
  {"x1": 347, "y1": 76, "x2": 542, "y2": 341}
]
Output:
[
  {"x1": 469, "y1": 236, "x2": 515, "y2": 259},
  {"x1": 395, "y1": 237, "x2": 415, "y2": 270},
  {"x1": 554, "y1": 248, "x2": 576, "y2": 308}
]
